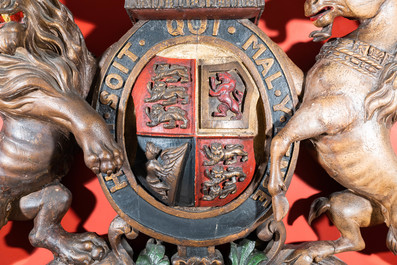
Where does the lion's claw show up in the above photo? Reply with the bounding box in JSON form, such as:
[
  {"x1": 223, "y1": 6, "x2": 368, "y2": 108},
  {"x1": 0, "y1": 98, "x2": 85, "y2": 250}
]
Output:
[
  {"x1": 83, "y1": 137, "x2": 124, "y2": 175},
  {"x1": 34, "y1": 229, "x2": 109, "y2": 265}
]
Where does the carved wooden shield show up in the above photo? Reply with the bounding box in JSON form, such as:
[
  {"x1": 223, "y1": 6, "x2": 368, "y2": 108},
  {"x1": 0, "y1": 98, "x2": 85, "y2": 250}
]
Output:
[{"x1": 94, "y1": 19, "x2": 299, "y2": 246}]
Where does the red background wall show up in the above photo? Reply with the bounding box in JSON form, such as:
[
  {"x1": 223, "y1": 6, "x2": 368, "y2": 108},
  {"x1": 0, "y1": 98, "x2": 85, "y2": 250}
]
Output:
[{"x1": 1, "y1": 0, "x2": 397, "y2": 264}]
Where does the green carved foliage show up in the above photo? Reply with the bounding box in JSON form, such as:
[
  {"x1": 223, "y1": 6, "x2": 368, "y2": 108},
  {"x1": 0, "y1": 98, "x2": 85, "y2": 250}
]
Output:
[
  {"x1": 136, "y1": 239, "x2": 170, "y2": 265},
  {"x1": 229, "y1": 240, "x2": 267, "y2": 265}
]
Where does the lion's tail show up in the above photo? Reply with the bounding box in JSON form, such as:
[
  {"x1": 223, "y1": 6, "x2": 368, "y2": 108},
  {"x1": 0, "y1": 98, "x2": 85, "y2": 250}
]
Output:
[
  {"x1": 233, "y1": 89, "x2": 244, "y2": 103},
  {"x1": 308, "y1": 197, "x2": 330, "y2": 226}
]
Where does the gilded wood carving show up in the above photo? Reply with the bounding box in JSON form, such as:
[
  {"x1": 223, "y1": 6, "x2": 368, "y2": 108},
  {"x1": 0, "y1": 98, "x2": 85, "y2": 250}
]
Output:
[
  {"x1": 0, "y1": 0, "x2": 123, "y2": 264},
  {"x1": 6, "y1": 0, "x2": 396, "y2": 263},
  {"x1": 94, "y1": 15, "x2": 302, "y2": 263},
  {"x1": 269, "y1": 0, "x2": 397, "y2": 263}
]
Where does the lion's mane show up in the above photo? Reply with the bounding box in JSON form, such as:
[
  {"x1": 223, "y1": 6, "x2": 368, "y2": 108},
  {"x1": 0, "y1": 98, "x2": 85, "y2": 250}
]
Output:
[{"x1": 0, "y1": 0, "x2": 95, "y2": 114}]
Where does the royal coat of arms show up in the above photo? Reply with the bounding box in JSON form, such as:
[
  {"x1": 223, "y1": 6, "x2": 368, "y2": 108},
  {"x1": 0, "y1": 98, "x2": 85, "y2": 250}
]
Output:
[
  {"x1": 94, "y1": 2, "x2": 302, "y2": 262},
  {"x1": 95, "y1": 17, "x2": 298, "y2": 247}
]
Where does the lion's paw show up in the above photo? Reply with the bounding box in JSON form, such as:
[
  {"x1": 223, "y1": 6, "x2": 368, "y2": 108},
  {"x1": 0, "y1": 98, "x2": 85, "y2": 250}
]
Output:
[
  {"x1": 55, "y1": 232, "x2": 109, "y2": 265},
  {"x1": 84, "y1": 139, "x2": 124, "y2": 175}
]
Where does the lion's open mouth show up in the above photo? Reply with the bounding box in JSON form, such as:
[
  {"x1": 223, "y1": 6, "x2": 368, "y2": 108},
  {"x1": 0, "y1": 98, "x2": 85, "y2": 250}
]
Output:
[
  {"x1": 309, "y1": 6, "x2": 333, "y2": 21},
  {"x1": 0, "y1": 11, "x2": 25, "y2": 29}
]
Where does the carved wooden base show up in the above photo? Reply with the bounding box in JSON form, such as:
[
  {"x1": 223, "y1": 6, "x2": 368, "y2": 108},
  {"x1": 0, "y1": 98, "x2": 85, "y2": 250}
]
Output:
[{"x1": 91, "y1": 215, "x2": 345, "y2": 265}]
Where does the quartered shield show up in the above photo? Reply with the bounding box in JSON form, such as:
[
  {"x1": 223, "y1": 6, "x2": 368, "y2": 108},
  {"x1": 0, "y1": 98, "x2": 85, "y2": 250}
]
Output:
[
  {"x1": 95, "y1": 19, "x2": 299, "y2": 246},
  {"x1": 132, "y1": 55, "x2": 257, "y2": 208}
]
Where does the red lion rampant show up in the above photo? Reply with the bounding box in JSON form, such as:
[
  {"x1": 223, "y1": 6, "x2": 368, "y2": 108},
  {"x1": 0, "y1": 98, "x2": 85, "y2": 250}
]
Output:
[{"x1": 209, "y1": 72, "x2": 244, "y2": 120}]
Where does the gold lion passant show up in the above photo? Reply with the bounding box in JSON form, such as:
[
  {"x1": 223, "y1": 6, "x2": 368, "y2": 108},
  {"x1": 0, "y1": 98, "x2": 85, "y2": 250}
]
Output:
[
  {"x1": 0, "y1": 0, "x2": 123, "y2": 264},
  {"x1": 269, "y1": 0, "x2": 397, "y2": 263}
]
